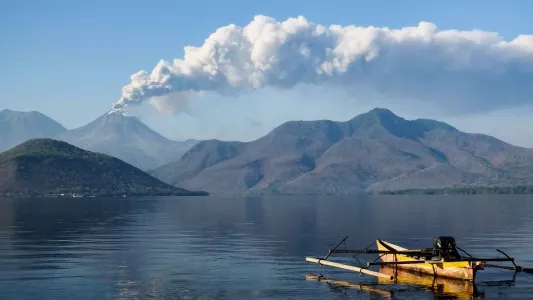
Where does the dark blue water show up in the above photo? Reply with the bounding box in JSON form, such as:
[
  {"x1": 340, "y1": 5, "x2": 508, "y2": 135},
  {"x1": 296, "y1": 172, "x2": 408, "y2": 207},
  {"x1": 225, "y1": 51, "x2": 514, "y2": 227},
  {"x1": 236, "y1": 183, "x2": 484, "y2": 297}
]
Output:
[{"x1": 0, "y1": 195, "x2": 532, "y2": 299}]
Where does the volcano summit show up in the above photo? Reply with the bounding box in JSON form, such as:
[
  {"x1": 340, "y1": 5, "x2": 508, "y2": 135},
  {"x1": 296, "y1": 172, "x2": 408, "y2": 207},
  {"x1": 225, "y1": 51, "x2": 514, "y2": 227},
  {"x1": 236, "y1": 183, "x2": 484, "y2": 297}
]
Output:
[{"x1": 57, "y1": 109, "x2": 193, "y2": 170}]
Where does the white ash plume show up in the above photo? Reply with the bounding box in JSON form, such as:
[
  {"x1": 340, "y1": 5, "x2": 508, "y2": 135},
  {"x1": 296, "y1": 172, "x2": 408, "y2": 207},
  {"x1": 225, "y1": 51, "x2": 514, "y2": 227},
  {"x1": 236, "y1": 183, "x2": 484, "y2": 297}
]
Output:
[{"x1": 113, "y1": 15, "x2": 533, "y2": 114}]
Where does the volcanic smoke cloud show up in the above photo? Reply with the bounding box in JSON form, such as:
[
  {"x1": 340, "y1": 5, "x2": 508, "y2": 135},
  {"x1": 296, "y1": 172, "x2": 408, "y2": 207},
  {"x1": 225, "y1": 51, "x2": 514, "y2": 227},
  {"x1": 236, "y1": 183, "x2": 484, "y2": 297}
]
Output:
[{"x1": 114, "y1": 15, "x2": 533, "y2": 114}]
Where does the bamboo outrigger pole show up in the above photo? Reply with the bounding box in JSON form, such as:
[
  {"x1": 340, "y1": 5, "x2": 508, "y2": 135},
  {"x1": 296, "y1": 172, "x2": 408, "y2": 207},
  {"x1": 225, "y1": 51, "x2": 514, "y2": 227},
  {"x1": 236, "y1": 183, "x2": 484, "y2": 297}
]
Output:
[
  {"x1": 305, "y1": 257, "x2": 394, "y2": 280},
  {"x1": 305, "y1": 235, "x2": 395, "y2": 280}
]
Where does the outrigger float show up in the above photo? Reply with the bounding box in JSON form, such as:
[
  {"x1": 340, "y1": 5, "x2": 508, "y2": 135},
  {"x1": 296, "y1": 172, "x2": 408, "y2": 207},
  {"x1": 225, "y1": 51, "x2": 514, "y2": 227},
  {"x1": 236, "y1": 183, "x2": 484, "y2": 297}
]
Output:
[{"x1": 306, "y1": 236, "x2": 533, "y2": 281}]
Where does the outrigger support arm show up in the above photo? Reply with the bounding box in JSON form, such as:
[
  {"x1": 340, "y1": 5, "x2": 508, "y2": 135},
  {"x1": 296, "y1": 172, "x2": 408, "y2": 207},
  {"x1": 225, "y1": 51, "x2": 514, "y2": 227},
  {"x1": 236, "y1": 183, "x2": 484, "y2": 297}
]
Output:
[
  {"x1": 305, "y1": 236, "x2": 395, "y2": 280},
  {"x1": 497, "y1": 249, "x2": 518, "y2": 269},
  {"x1": 485, "y1": 249, "x2": 533, "y2": 274},
  {"x1": 456, "y1": 246, "x2": 473, "y2": 258},
  {"x1": 323, "y1": 236, "x2": 349, "y2": 260},
  {"x1": 462, "y1": 248, "x2": 533, "y2": 274}
]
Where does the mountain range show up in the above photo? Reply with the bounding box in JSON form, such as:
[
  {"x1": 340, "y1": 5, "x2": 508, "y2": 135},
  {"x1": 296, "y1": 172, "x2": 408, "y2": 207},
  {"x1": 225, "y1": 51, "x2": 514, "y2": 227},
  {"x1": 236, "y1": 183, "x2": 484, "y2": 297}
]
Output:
[
  {"x1": 151, "y1": 108, "x2": 533, "y2": 195},
  {"x1": 3, "y1": 107, "x2": 533, "y2": 196},
  {"x1": 0, "y1": 109, "x2": 195, "y2": 170}
]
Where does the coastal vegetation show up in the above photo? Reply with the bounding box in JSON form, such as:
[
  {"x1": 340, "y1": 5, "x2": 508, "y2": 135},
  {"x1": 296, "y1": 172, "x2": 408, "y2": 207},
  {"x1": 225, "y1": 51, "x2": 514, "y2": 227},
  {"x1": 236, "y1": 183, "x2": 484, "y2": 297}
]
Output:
[{"x1": 379, "y1": 186, "x2": 533, "y2": 195}]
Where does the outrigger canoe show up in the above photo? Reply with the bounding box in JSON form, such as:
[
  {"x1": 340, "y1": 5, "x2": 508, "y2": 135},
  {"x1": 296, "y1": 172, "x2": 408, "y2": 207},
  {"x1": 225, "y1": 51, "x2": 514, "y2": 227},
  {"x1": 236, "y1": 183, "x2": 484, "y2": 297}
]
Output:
[{"x1": 306, "y1": 236, "x2": 532, "y2": 282}]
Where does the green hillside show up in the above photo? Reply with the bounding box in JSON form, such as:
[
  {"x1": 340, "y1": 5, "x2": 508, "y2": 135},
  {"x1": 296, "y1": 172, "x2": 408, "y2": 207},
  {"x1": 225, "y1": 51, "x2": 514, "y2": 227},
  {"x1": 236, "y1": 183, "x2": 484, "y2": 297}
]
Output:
[{"x1": 0, "y1": 139, "x2": 208, "y2": 197}]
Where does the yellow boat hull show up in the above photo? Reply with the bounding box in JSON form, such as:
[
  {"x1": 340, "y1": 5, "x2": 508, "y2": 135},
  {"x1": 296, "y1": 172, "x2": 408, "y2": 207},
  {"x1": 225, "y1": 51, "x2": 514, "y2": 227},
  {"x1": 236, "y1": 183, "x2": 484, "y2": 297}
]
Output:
[
  {"x1": 377, "y1": 240, "x2": 483, "y2": 281},
  {"x1": 378, "y1": 266, "x2": 478, "y2": 300}
]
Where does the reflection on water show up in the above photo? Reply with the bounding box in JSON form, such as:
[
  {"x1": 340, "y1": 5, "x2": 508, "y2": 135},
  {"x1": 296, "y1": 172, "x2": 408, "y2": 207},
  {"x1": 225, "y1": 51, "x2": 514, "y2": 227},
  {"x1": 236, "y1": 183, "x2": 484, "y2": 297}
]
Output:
[
  {"x1": 379, "y1": 266, "x2": 483, "y2": 299},
  {"x1": 306, "y1": 273, "x2": 394, "y2": 298},
  {"x1": 0, "y1": 195, "x2": 533, "y2": 299},
  {"x1": 307, "y1": 266, "x2": 519, "y2": 299}
]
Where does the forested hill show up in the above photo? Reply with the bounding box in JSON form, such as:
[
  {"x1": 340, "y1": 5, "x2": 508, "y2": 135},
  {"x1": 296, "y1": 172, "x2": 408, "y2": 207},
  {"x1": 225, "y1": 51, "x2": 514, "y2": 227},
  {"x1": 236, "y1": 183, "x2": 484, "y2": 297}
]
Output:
[{"x1": 0, "y1": 139, "x2": 208, "y2": 197}]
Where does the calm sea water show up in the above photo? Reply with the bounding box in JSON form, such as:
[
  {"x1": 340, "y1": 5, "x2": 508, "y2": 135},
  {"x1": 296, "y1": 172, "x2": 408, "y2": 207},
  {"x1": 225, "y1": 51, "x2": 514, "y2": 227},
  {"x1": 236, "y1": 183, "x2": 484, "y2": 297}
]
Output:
[{"x1": 1, "y1": 195, "x2": 533, "y2": 299}]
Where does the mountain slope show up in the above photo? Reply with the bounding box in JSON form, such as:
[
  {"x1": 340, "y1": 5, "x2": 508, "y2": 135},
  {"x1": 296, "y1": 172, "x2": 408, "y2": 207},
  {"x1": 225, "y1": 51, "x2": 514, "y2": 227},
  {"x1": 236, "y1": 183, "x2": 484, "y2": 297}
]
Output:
[
  {"x1": 152, "y1": 108, "x2": 533, "y2": 195},
  {"x1": 0, "y1": 139, "x2": 207, "y2": 197},
  {"x1": 0, "y1": 109, "x2": 67, "y2": 152},
  {"x1": 57, "y1": 109, "x2": 192, "y2": 170}
]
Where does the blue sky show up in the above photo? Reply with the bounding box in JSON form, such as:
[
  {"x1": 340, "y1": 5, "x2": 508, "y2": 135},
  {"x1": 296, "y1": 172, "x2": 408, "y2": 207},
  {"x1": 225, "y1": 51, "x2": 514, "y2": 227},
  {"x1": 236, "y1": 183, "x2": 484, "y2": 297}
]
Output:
[{"x1": 1, "y1": 0, "x2": 532, "y2": 145}]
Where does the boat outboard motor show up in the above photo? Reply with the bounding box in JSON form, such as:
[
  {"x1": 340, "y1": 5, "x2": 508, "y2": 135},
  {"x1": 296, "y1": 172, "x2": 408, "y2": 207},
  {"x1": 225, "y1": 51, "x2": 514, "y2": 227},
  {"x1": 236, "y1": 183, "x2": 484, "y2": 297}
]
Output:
[{"x1": 432, "y1": 236, "x2": 461, "y2": 261}]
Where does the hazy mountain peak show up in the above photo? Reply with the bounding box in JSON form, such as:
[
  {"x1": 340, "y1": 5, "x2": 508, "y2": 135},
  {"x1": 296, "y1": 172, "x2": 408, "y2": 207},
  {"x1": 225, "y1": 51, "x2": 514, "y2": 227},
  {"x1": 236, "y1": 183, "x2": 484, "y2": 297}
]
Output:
[
  {"x1": 344, "y1": 108, "x2": 460, "y2": 141},
  {"x1": 0, "y1": 109, "x2": 67, "y2": 152},
  {"x1": 1, "y1": 109, "x2": 44, "y2": 118},
  {"x1": 107, "y1": 108, "x2": 134, "y2": 117},
  {"x1": 367, "y1": 107, "x2": 396, "y2": 117},
  {"x1": 359, "y1": 108, "x2": 457, "y2": 132},
  {"x1": 98, "y1": 109, "x2": 138, "y2": 124},
  {"x1": 56, "y1": 110, "x2": 194, "y2": 170},
  {"x1": 346, "y1": 108, "x2": 402, "y2": 124}
]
